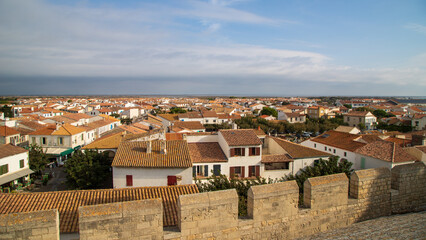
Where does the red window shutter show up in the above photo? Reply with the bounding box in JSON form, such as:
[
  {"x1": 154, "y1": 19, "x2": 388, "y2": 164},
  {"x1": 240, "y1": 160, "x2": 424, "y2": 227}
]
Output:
[
  {"x1": 248, "y1": 166, "x2": 253, "y2": 177},
  {"x1": 255, "y1": 165, "x2": 260, "y2": 177},
  {"x1": 249, "y1": 148, "x2": 253, "y2": 156},
  {"x1": 230, "y1": 167, "x2": 235, "y2": 178},
  {"x1": 241, "y1": 166, "x2": 245, "y2": 178},
  {"x1": 168, "y1": 176, "x2": 177, "y2": 186},
  {"x1": 126, "y1": 175, "x2": 133, "y2": 187},
  {"x1": 230, "y1": 148, "x2": 235, "y2": 157},
  {"x1": 255, "y1": 147, "x2": 260, "y2": 156},
  {"x1": 241, "y1": 148, "x2": 245, "y2": 156}
]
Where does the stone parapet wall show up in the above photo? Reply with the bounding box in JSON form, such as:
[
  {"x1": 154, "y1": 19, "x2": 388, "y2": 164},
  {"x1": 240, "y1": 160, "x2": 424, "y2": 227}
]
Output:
[
  {"x1": 0, "y1": 209, "x2": 59, "y2": 240},
  {"x1": 1, "y1": 162, "x2": 425, "y2": 240},
  {"x1": 79, "y1": 199, "x2": 163, "y2": 240},
  {"x1": 391, "y1": 162, "x2": 426, "y2": 214}
]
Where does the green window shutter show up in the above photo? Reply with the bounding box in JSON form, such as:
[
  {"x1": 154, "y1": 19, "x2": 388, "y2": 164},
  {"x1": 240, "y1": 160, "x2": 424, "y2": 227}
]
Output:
[
  {"x1": 20, "y1": 159, "x2": 24, "y2": 168},
  {"x1": 204, "y1": 165, "x2": 208, "y2": 177},
  {"x1": 192, "y1": 166, "x2": 196, "y2": 177}
]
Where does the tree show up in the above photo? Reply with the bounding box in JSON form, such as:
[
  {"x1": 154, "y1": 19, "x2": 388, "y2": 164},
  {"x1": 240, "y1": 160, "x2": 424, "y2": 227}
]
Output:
[
  {"x1": 170, "y1": 107, "x2": 187, "y2": 114},
  {"x1": 358, "y1": 123, "x2": 366, "y2": 131},
  {"x1": 0, "y1": 105, "x2": 14, "y2": 118},
  {"x1": 29, "y1": 144, "x2": 49, "y2": 175},
  {"x1": 110, "y1": 113, "x2": 120, "y2": 119},
  {"x1": 372, "y1": 109, "x2": 387, "y2": 119},
  {"x1": 65, "y1": 150, "x2": 112, "y2": 190},
  {"x1": 343, "y1": 104, "x2": 352, "y2": 109},
  {"x1": 260, "y1": 107, "x2": 278, "y2": 118}
]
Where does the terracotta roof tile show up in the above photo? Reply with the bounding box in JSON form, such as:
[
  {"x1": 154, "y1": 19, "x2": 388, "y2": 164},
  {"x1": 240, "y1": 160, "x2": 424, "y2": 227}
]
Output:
[
  {"x1": 0, "y1": 185, "x2": 198, "y2": 233},
  {"x1": 0, "y1": 126, "x2": 20, "y2": 136},
  {"x1": 173, "y1": 121, "x2": 205, "y2": 130},
  {"x1": 309, "y1": 130, "x2": 366, "y2": 152},
  {"x1": 271, "y1": 137, "x2": 332, "y2": 159},
  {"x1": 0, "y1": 144, "x2": 28, "y2": 159},
  {"x1": 158, "y1": 114, "x2": 179, "y2": 122},
  {"x1": 82, "y1": 132, "x2": 124, "y2": 150},
  {"x1": 261, "y1": 154, "x2": 293, "y2": 163},
  {"x1": 112, "y1": 140, "x2": 192, "y2": 168},
  {"x1": 354, "y1": 140, "x2": 416, "y2": 163},
  {"x1": 220, "y1": 129, "x2": 262, "y2": 146},
  {"x1": 52, "y1": 124, "x2": 85, "y2": 136},
  {"x1": 188, "y1": 142, "x2": 227, "y2": 163}
]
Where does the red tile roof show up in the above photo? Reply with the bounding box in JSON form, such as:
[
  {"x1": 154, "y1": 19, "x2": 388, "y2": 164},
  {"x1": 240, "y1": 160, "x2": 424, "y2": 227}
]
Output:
[
  {"x1": 0, "y1": 144, "x2": 28, "y2": 159},
  {"x1": 220, "y1": 129, "x2": 262, "y2": 146},
  {"x1": 0, "y1": 185, "x2": 198, "y2": 233},
  {"x1": 173, "y1": 121, "x2": 205, "y2": 130},
  {"x1": 0, "y1": 126, "x2": 20, "y2": 136},
  {"x1": 354, "y1": 140, "x2": 416, "y2": 163},
  {"x1": 188, "y1": 142, "x2": 227, "y2": 163},
  {"x1": 112, "y1": 140, "x2": 192, "y2": 168},
  {"x1": 271, "y1": 137, "x2": 332, "y2": 159}
]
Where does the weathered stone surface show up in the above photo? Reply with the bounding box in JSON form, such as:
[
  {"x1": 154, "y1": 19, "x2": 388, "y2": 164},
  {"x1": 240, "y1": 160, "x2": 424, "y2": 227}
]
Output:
[{"x1": 304, "y1": 173, "x2": 348, "y2": 209}]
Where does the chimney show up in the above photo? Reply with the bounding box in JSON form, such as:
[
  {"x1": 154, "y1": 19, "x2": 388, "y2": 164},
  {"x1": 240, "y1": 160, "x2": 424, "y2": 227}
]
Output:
[
  {"x1": 147, "y1": 140, "x2": 152, "y2": 154},
  {"x1": 160, "y1": 140, "x2": 167, "y2": 155}
]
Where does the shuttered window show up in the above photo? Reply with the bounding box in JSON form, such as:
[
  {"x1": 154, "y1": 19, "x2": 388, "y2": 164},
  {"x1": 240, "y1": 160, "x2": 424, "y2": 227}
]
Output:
[
  {"x1": 126, "y1": 175, "x2": 133, "y2": 187},
  {"x1": 0, "y1": 164, "x2": 9, "y2": 175},
  {"x1": 19, "y1": 159, "x2": 24, "y2": 168}
]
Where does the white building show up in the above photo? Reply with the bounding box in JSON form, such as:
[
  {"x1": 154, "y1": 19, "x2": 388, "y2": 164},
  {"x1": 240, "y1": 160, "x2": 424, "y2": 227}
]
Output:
[
  {"x1": 343, "y1": 111, "x2": 377, "y2": 130},
  {"x1": 0, "y1": 144, "x2": 33, "y2": 191}
]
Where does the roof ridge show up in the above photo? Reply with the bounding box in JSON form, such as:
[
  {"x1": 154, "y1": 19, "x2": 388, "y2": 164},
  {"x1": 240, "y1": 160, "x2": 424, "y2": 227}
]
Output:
[{"x1": 391, "y1": 142, "x2": 396, "y2": 163}]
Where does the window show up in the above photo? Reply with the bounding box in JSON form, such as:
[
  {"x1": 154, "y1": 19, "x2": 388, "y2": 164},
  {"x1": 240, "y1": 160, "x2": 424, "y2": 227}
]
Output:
[
  {"x1": 333, "y1": 149, "x2": 336, "y2": 154},
  {"x1": 193, "y1": 165, "x2": 208, "y2": 177},
  {"x1": 126, "y1": 175, "x2": 133, "y2": 186},
  {"x1": 324, "y1": 146, "x2": 327, "y2": 151},
  {"x1": 344, "y1": 152, "x2": 347, "y2": 157},
  {"x1": 213, "y1": 165, "x2": 221, "y2": 176},
  {"x1": 314, "y1": 144, "x2": 316, "y2": 148},
  {"x1": 31, "y1": 137, "x2": 35, "y2": 144},
  {"x1": 41, "y1": 137, "x2": 46, "y2": 145},
  {"x1": 206, "y1": 120, "x2": 209, "y2": 123},
  {"x1": 0, "y1": 164, "x2": 9, "y2": 175},
  {"x1": 347, "y1": 117, "x2": 350, "y2": 121},
  {"x1": 213, "y1": 120, "x2": 216, "y2": 123},
  {"x1": 230, "y1": 148, "x2": 245, "y2": 157},
  {"x1": 19, "y1": 159, "x2": 24, "y2": 168},
  {"x1": 249, "y1": 147, "x2": 260, "y2": 156},
  {"x1": 58, "y1": 137, "x2": 63, "y2": 145},
  {"x1": 230, "y1": 166, "x2": 244, "y2": 178},
  {"x1": 265, "y1": 162, "x2": 289, "y2": 170},
  {"x1": 248, "y1": 165, "x2": 260, "y2": 177},
  {"x1": 359, "y1": 117, "x2": 362, "y2": 122},
  {"x1": 81, "y1": 134, "x2": 84, "y2": 140}
]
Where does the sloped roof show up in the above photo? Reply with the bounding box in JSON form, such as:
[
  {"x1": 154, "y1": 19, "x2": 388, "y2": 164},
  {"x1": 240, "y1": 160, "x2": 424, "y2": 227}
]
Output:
[
  {"x1": 354, "y1": 140, "x2": 416, "y2": 163},
  {"x1": 309, "y1": 130, "x2": 366, "y2": 152},
  {"x1": 220, "y1": 129, "x2": 262, "y2": 146},
  {"x1": 82, "y1": 132, "x2": 124, "y2": 150},
  {"x1": 112, "y1": 140, "x2": 192, "y2": 168},
  {"x1": 261, "y1": 154, "x2": 293, "y2": 163},
  {"x1": 188, "y1": 142, "x2": 227, "y2": 163},
  {"x1": 158, "y1": 114, "x2": 179, "y2": 122},
  {"x1": 271, "y1": 137, "x2": 332, "y2": 159},
  {"x1": 173, "y1": 121, "x2": 205, "y2": 130},
  {"x1": 52, "y1": 124, "x2": 85, "y2": 136},
  {"x1": 0, "y1": 126, "x2": 20, "y2": 136},
  {"x1": 0, "y1": 144, "x2": 28, "y2": 159},
  {"x1": 0, "y1": 185, "x2": 198, "y2": 233}
]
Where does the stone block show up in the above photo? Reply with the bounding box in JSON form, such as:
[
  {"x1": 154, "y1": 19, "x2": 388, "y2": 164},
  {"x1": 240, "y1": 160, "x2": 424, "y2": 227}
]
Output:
[{"x1": 304, "y1": 173, "x2": 348, "y2": 209}]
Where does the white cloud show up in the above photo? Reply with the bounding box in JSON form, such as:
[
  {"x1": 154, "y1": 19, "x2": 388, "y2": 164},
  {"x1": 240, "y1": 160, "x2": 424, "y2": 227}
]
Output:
[
  {"x1": 0, "y1": 0, "x2": 424, "y2": 92},
  {"x1": 404, "y1": 23, "x2": 426, "y2": 35}
]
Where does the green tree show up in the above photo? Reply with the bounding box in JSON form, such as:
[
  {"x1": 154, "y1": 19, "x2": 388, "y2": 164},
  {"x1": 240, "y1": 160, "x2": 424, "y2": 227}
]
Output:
[
  {"x1": 0, "y1": 105, "x2": 14, "y2": 118},
  {"x1": 260, "y1": 107, "x2": 278, "y2": 118},
  {"x1": 29, "y1": 144, "x2": 49, "y2": 175},
  {"x1": 170, "y1": 107, "x2": 187, "y2": 114},
  {"x1": 372, "y1": 109, "x2": 387, "y2": 118},
  {"x1": 110, "y1": 113, "x2": 120, "y2": 118},
  {"x1": 343, "y1": 104, "x2": 352, "y2": 109},
  {"x1": 65, "y1": 150, "x2": 112, "y2": 190},
  {"x1": 358, "y1": 123, "x2": 366, "y2": 130}
]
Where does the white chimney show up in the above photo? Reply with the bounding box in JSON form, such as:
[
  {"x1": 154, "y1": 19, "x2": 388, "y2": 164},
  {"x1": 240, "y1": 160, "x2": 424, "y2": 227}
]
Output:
[
  {"x1": 160, "y1": 140, "x2": 167, "y2": 155},
  {"x1": 147, "y1": 141, "x2": 152, "y2": 154}
]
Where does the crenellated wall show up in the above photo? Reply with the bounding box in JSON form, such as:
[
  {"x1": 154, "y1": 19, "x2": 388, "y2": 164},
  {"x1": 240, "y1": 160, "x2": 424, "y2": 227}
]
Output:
[
  {"x1": 1, "y1": 162, "x2": 425, "y2": 240},
  {"x1": 0, "y1": 209, "x2": 59, "y2": 240}
]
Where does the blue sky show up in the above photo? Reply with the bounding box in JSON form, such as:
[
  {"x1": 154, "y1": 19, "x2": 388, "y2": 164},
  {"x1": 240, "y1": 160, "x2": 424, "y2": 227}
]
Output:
[{"x1": 0, "y1": 0, "x2": 425, "y2": 96}]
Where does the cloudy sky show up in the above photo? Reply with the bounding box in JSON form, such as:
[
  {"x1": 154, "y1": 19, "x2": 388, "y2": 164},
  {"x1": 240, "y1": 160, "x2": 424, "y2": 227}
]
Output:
[{"x1": 0, "y1": 0, "x2": 425, "y2": 96}]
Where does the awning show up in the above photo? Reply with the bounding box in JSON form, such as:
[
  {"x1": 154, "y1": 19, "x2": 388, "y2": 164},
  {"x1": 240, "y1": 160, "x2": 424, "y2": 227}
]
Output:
[
  {"x1": 45, "y1": 148, "x2": 74, "y2": 157},
  {"x1": 0, "y1": 168, "x2": 34, "y2": 185}
]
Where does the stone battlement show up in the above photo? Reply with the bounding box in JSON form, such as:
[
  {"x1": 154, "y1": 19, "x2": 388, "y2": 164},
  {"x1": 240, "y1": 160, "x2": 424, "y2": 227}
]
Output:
[{"x1": 1, "y1": 162, "x2": 425, "y2": 240}]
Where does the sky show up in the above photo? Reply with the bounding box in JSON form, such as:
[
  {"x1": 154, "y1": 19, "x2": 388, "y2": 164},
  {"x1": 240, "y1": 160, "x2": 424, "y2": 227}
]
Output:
[{"x1": 0, "y1": 0, "x2": 425, "y2": 96}]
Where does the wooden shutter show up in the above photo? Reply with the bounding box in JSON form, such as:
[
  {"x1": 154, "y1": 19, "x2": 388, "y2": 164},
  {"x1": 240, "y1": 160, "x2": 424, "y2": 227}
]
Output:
[
  {"x1": 230, "y1": 167, "x2": 235, "y2": 178},
  {"x1": 126, "y1": 175, "x2": 133, "y2": 187},
  {"x1": 192, "y1": 166, "x2": 196, "y2": 177},
  {"x1": 213, "y1": 165, "x2": 221, "y2": 176},
  {"x1": 255, "y1": 165, "x2": 260, "y2": 177},
  {"x1": 241, "y1": 148, "x2": 245, "y2": 156},
  {"x1": 167, "y1": 176, "x2": 177, "y2": 186},
  {"x1": 248, "y1": 166, "x2": 253, "y2": 177},
  {"x1": 255, "y1": 147, "x2": 260, "y2": 156},
  {"x1": 249, "y1": 148, "x2": 253, "y2": 156},
  {"x1": 241, "y1": 166, "x2": 245, "y2": 178},
  {"x1": 230, "y1": 148, "x2": 235, "y2": 157},
  {"x1": 204, "y1": 165, "x2": 209, "y2": 177}
]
